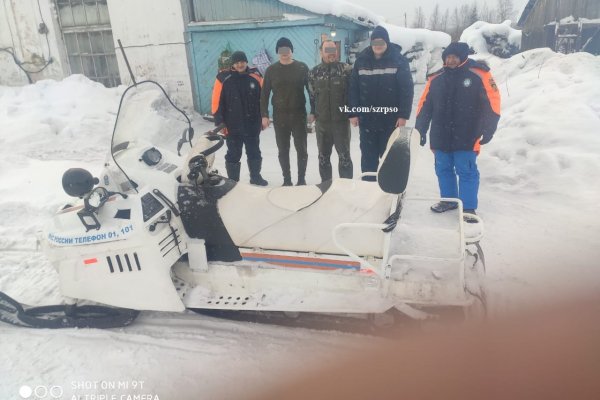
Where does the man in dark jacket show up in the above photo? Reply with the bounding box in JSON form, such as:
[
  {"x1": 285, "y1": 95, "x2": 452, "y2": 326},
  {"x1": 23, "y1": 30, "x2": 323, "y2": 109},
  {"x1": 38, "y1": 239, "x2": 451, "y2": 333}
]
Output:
[
  {"x1": 349, "y1": 26, "x2": 414, "y2": 181},
  {"x1": 260, "y1": 37, "x2": 310, "y2": 186},
  {"x1": 416, "y1": 42, "x2": 501, "y2": 216},
  {"x1": 308, "y1": 40, "x2": 353, "y2": 182},
  {"x1": 212, "y1": 51, "x2": 268, "y2": 185}
]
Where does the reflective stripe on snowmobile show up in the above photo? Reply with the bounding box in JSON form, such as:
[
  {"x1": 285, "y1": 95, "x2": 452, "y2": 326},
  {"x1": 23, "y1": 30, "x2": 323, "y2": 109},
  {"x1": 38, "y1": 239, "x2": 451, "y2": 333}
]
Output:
[{"x1": 241, "y1": 252, "x2": 361, "y2": 271}]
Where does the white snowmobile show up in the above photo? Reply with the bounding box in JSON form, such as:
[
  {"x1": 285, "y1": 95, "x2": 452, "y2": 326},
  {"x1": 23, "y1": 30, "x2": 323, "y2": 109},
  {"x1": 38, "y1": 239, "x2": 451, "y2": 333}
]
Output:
[{"x1": 0, "y1": 81, "x2": 486, "y2": 330}]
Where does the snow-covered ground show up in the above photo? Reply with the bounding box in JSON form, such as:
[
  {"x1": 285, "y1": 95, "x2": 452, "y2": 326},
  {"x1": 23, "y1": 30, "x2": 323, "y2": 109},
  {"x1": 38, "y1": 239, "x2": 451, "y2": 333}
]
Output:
[{"x1": 1, "y1": 49, "x2": 599, "y2": 399}]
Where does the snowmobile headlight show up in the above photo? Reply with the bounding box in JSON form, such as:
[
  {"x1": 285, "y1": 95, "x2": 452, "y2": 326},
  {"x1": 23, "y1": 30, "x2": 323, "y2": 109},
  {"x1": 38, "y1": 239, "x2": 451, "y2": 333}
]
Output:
[{"x1": 62, "y1": 168, "x2": 99, "y2": 198}]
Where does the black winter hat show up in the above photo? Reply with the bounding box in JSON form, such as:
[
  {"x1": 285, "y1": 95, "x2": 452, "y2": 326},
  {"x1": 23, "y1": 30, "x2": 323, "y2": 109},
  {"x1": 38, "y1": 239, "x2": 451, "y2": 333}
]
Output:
[
  {"x1": 442, "y1": 42, "x2": 470, "y2": 63},
  {"x1": 371, "y1": 26, "x2": 390, "y2": 45},
  {"x1": 230, "y1": 51, "x2": 248, "y2": 64},
  {"x1": 276, "y1": 37, "x2": 293, "y2": 53}
]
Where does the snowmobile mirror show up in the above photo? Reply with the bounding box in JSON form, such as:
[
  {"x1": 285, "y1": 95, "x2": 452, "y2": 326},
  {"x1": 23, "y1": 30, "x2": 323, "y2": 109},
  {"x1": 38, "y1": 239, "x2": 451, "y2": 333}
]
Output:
[{"x1": 62, "y1": 168, "x2": 99, "y2": 198}]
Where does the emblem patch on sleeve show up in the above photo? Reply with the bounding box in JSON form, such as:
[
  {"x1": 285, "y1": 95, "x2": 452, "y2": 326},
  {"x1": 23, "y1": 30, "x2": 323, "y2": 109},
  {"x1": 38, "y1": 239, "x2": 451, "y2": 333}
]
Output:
[{"x1": 489, "y1": 77, "x2": 499, "y2": 91}]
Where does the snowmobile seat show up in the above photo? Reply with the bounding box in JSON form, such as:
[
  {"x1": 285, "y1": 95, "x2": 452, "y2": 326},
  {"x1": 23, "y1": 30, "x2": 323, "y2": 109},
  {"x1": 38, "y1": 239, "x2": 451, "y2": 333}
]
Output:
[
  {"x1": 217, "y1": 178, "x2": 397, "y2": 258},
  {"x1": 179, "y1": 127, "x2": 413, "y2": 260}
]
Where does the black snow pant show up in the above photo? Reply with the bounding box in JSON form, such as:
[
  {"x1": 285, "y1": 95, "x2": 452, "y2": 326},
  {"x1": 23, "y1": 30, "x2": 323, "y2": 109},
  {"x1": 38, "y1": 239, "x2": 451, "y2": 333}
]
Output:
[
  {"x1": 316, "y1": 119, "x2": 353, "y2": 182},
  {"x1": 359, "y1": 122, "x2": 396, "y2": 181},
  {"x1": 224, "y1": 133, "x2": 262, "y2": 164},
  {"x1": 273, "y1": 112, "x2": 308, "y2": 183}
]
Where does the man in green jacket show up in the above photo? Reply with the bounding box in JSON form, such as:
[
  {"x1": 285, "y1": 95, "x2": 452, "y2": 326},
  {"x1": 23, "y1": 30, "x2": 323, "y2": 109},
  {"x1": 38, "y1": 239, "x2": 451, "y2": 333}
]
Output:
[
  {"x1": 308, "y1": 40, "x2": 353, "y2": 182},
  {"x1": 260, "y1": 37, "x2": 310, "y2": 186}
]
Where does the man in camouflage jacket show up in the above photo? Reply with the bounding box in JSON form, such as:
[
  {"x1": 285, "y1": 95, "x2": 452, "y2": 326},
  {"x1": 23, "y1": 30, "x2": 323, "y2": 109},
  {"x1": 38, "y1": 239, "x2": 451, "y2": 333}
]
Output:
[{"x1": 308, "y1": 40, "x2": 353, "y2": 182}]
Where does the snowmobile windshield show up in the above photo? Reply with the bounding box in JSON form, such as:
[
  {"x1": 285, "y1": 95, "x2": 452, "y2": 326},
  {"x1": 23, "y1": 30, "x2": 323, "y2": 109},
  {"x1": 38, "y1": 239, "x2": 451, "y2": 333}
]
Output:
[{"x1": 109, "y1": 81, "x2": 191, "y2": 192}]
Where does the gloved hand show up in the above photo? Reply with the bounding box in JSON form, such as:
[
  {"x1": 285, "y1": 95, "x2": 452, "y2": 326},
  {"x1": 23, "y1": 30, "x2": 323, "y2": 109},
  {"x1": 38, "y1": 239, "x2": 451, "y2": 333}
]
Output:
[
  {"x1": 479, "y1": 134, "x2": 493, "y2": 145},
  {"x1": 419, "y1": 132, "x2": 427, "y2": 147}
]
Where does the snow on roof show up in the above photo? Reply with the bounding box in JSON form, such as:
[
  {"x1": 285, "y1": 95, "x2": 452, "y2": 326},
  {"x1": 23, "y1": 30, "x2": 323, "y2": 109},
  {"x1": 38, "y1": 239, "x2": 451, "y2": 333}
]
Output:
[
  {"x1": 381, "y1": 22, "x2": 450, "y2": 51},
  {"x1": 517, "y1": 0, "x2": 536, "y2": 27},
  {"x1": 280, "y1": 0, "x2": 381, "y2": 25},
  {"x1": 282, "y1": 13, "x2": 314, "y2": 21},
  {"x1": 546, "y1": 16, "x2": 600, "y2": 25},
  {"x1": 460, "y1": 20, "x2": 522, "y2": 55},
  {"x1": 280, "y1": 0, "x2": 450, "y2": 51}
]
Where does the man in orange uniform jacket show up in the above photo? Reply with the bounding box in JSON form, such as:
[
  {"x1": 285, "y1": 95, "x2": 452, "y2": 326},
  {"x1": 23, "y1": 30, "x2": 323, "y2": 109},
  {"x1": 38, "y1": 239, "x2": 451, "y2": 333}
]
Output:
[
  {"x1": 212, "y1": 51, "x2": 268, "y2": 185},
  {"x1": 416, "y1": 42, "x2": 500, "y2": 218}
]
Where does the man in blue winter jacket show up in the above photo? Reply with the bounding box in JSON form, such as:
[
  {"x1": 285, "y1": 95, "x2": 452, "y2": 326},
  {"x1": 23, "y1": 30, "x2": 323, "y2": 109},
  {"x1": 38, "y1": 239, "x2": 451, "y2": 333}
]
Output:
[
  {"x1": 349, "y1": 26, "x2": 414, "y2": 181},
  {"x1": 416, "y1": 42, "x2": 501, "y2": 217}
]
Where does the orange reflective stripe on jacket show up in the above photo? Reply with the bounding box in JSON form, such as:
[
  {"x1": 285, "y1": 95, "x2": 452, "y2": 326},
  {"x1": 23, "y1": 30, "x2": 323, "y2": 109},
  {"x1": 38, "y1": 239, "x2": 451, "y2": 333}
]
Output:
[
  {"x1": 417, "y1": 80, "x2": 431, "y2": 116},
  {"x1": 249, "y1": 73, "x2": 263, "y2": 87},
  {"x1": 473, "y1": 137, "x2": 481, "y2": 154},
  {"x1": 469, "y1": 68, "x2": 501, "y2": 115},
  {"x1": 211, "y1": 78, "x2": 223, "y2": 115},
  {"x1": 417, "y1": 73, "x2": 441, "y2": 116}
]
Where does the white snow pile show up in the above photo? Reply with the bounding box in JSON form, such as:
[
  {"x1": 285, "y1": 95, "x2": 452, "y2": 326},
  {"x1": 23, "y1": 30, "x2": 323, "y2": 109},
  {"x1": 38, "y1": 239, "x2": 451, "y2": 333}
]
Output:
[
  {"x1": 477, "y1": 48, "x2": 600, "y2": 204},
  {"x1": 281, "y1": 0, "x2": 451, "y2": 82},
  {"x1": 0, "y1": 75, "x2": 122, "y2": 250},
  {"x1": 382, "y1": 23, "x2": 450, "y2": 83},
  {"x1": 460, "y1": 20, "x2": 522, "y2": 58}
]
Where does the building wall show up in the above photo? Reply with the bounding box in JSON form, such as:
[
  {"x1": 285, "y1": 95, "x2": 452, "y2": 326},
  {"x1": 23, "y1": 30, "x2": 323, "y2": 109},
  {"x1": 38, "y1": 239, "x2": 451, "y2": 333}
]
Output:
[
  {"x1": 521, "y1": 0, "x2": 600, "y2": 50},
  {"x1": 0, "y1": 0, "x2": 67, "y2": 86},
  {"x1": 188, "y1": 18, "x2": 365, "y2": 114},
  {"x1": 106, "y1": 0, "x2": 194, "y2": 109}
]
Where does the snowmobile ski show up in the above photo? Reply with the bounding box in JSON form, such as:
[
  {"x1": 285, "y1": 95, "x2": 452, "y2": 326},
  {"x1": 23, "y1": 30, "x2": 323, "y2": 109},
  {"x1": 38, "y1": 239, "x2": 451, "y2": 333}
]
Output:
[{"x1": 0, "y1": 291, "x2": 139, "y2": 329}]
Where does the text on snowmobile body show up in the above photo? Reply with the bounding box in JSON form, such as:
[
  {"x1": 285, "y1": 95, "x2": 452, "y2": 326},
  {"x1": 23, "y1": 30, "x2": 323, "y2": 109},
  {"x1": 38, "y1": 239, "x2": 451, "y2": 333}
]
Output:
[{"x1": 48, "y1": 225, "x2": 134, "y2": 245}]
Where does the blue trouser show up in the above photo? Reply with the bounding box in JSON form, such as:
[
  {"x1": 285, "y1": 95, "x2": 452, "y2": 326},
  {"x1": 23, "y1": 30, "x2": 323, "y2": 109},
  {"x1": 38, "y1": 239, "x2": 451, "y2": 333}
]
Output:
[{"x1": 434, "y1": 150, "x2": 480, "y2": 210}]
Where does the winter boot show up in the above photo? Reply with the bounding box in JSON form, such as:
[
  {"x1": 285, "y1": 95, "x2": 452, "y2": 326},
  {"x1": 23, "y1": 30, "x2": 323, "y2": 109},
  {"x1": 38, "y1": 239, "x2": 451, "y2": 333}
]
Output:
[
  {"x1": 279, "y1": 153, "x2": 292, "y2": 186},
  {"x1": 225, "y1": 162, "x2": 241, "y2": 182},
  {"x1": 338, "y1": 158, "x2": 353, "y2": 179},
  {"x1": 463, "y1": 209, "x2": 478, "y2": 224},
  {"x1": 318, "y1": 163, "x2": 332, "y2": 183},
  {"x1": 248, "y1": 159, "x2": 268, "y2": 186},
  {"x1": 297, "y1": 157, "x2": 308, "y2": 186},
  {"x1": 430, "y1": 201, "x2": 458, "y2": 213}
]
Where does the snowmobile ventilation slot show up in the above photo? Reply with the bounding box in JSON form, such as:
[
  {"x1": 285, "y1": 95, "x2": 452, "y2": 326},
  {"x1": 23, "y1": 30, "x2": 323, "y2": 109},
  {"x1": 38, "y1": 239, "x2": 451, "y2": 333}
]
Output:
[
  {"x1": 106, "y1": 253, "x2": 141, "y2": 273},
  {"x1": 159, "y1": 227, "x2": 182, "y2": 257}
]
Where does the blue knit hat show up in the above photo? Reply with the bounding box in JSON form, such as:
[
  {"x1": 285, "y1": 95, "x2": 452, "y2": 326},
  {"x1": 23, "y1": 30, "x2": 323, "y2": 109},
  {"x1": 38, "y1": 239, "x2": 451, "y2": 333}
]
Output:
[
  {"x1": 371, "y1": 26, "x2": 390, "y2": 45},
  {"x1": 442, "y1": 42, "x2": 470, "y2": 63}
]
